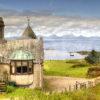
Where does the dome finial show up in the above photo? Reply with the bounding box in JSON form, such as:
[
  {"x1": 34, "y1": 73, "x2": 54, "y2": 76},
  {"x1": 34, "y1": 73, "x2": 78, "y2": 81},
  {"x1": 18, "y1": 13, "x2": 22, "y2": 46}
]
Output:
[{"x1": 27, "y1": 16, "x2": 30, "y2": 26}]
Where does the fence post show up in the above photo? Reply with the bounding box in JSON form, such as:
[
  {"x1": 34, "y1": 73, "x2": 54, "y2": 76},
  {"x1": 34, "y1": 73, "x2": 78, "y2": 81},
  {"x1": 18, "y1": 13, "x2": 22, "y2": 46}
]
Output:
[
  {"x1": 88, "y1": 81, "x2": 93, "y2": 87},
  {"x1": 75, "y1": 81, "x2": 78, "y2": 90},
  {"x1": 69, "y1": 85, "x2": 71, "y2": 92}
]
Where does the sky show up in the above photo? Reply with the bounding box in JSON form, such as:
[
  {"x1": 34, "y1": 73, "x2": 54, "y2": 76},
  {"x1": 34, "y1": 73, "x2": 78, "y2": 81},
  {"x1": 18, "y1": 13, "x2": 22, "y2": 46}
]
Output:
[
  {"x1": 0, "y1": 0, "x2": 100, "y2": 37},
  {"x1": 0, "y1": 0, "x2": 100, "y2": 17}
]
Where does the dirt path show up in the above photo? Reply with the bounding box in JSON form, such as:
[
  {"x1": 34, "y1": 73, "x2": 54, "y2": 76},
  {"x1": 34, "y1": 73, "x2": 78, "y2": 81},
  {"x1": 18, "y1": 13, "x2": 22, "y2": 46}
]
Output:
[{"x1": 44, "y1": 76, "x2": 95, "y2": 92}]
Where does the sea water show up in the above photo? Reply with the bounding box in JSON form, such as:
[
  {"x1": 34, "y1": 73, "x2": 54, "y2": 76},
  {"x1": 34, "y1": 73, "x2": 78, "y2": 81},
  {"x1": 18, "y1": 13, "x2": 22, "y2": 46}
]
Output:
[{"x1": 44, "y1": 37, "x2": 100, "y2": 60}]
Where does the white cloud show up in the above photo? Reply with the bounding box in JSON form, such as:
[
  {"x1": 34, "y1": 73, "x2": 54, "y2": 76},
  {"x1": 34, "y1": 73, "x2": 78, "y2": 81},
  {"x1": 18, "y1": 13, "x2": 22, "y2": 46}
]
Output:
[{"x1": 3, "y1": 15, "x2": 100, "y2": 38}]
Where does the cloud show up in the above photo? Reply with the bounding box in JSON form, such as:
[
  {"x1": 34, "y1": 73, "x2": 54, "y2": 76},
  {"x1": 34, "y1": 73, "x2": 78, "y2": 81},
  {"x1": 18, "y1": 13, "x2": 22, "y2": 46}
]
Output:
[{"x1": 0, "y1": 9, "x2": 100, "y2": 38}]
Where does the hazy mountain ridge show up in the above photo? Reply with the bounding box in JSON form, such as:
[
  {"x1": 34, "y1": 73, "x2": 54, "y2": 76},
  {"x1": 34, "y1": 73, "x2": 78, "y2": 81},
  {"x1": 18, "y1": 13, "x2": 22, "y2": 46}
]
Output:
[{"x1": 44, "y1": 34, "x2": 100, "y2": 40}]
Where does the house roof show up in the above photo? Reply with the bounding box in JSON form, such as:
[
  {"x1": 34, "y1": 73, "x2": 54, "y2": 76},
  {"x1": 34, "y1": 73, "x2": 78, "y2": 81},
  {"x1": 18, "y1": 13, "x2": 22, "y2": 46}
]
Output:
[{"x1": 9, "y1": 50, "x2": 34, "y2": 60}]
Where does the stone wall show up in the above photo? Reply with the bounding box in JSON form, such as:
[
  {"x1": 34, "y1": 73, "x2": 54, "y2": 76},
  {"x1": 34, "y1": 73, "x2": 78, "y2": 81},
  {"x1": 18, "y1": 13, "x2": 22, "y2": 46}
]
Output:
[
  {"x1": 11, "y1": 74, "x2": 33, "y2": 85},
  {"x1": 0, "y1": 64, "x2": 10, "y2": 74},
  {"x1": 0, "y1": 37, "x2": 44, "y2": 64},
  {"x1": 33, "y1": 63, "x2": 43, "y2": 88},
  {"x1": 0, "y1": 64, "x2": 10, "y2": 82}
]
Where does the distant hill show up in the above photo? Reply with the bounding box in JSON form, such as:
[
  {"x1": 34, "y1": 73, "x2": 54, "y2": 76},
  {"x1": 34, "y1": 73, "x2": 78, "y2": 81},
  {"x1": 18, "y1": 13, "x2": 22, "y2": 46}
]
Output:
[{"x1": 44, "y1": 35, "x2": 100, "y2": 40}]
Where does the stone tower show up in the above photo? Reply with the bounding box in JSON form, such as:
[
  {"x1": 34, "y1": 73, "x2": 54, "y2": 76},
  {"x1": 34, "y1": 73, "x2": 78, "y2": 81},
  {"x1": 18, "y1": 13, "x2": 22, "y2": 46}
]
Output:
[{"x1": 0, "y1": 17, "x2": 4, "y2": 40}]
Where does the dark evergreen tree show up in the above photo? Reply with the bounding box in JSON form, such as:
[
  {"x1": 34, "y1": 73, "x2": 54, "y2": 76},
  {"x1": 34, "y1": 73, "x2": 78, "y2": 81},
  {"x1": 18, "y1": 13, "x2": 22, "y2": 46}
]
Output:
[{"x1": 85, "y1": 50, "x2": 100, "y2": 64}]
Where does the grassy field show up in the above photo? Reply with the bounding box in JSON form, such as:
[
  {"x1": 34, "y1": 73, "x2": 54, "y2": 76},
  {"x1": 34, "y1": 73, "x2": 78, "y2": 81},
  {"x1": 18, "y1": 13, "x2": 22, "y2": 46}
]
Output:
[
  {"x1": 0, "y1": 84, "x2": 100, "y2": 100},
  {"x1": 44, "y1": 59, "x2": 90, "y2": 78}
]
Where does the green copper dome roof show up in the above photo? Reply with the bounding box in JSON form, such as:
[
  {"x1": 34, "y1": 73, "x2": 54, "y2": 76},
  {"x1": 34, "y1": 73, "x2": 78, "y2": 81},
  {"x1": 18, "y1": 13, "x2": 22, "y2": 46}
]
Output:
[{"x1": 9, "y1": 50, "x2": 34, "y2": 60}]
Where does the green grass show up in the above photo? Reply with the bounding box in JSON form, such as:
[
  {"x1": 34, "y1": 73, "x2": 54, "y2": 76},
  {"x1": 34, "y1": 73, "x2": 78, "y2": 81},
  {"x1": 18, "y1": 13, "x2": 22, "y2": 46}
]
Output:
[
  {"x1": 44, "y1": 59, "x2": 90, "y2": 78},
  {"x1": 70, "y1": 83, "x2": 100, "y2": 100},
  {"x1": 0, "y1": 84, "x2": 100, "y2": 100}
]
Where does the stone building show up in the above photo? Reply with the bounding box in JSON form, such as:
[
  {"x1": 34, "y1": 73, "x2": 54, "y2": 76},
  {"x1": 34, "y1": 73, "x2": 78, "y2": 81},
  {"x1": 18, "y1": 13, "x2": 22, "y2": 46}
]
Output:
[{"x1": 0, "y1": 17, "x2": 44, "y2": 88}]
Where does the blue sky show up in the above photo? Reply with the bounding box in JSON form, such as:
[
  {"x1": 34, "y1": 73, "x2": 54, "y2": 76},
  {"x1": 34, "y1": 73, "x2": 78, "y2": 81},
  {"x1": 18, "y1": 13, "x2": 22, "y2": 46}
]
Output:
[{"x1": 0, "y1": 0, "x2": 100, "y2": 17}]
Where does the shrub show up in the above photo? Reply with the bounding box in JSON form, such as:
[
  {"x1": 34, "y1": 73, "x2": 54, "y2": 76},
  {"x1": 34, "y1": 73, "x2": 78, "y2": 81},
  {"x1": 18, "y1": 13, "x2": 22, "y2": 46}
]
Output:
[
  {"x1": 85, "y1": 50, "x2": 100, "y2": 64},
  {"x1": 7, "y1": 81, "x2": 16, "y2": 87},
  {"x1": 66, "y1": 59, "x2": 81, "y2": 64},
  {"x1": 72, "y1": 63, "x2": 87, "y2": 68},
  {"x1": 87, "y1": 67, "x2": 100, "y2": 77},
  {"x1": 6, "y1": 85, "x2": 15, "y2": 93}
]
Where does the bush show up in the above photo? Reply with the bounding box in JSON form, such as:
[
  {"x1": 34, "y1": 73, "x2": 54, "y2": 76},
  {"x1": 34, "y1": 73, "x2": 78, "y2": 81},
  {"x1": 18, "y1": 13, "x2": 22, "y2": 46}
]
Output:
[
  {"x1": 6, "y1": 85, "x2": 15, "y2": 93},
  {"x1": 72, "y1": 63, "x2": 87, "y2": 68},
  {"x1": 7, "y1": 81, "x2": 16, "y2": 86},
  {"x1": 66, "y1": 59, "x2": 81, "y2": 64},
  {"x1": 85, "y1": 50, "x2": 100, "y2": 64},
  {"x1": 87, "y1": 67, "x2": 100, "y2": 77}
]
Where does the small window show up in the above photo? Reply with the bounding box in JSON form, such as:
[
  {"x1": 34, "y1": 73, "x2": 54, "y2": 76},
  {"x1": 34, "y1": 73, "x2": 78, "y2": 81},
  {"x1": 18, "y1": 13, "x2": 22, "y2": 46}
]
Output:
[
  {"x1": 16, "y1": 66, "x2": 28, "y2": 74},
  {"x1": 22, "y1": 66, "x2": 27, "y2": 73},
  {"x1": 17, "y1": 67, "x2": 21, "y2": 74}
]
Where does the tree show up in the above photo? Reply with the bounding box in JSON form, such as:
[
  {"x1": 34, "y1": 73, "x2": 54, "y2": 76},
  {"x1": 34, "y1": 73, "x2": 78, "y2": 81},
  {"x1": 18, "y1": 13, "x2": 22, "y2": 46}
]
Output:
[{"x1": 85, "y1": 50, "x2": 100, "y2": 64}]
